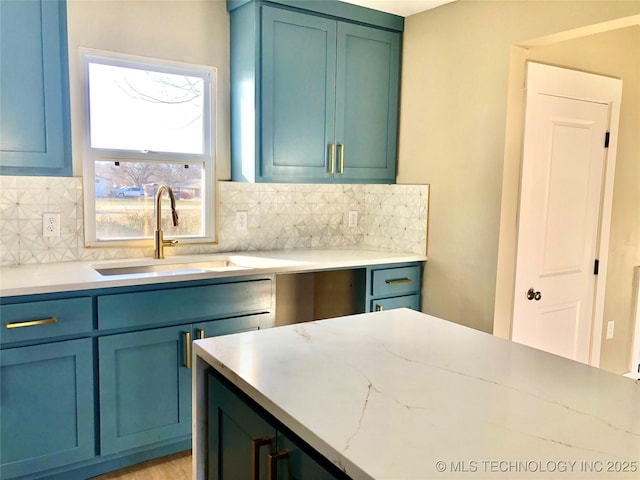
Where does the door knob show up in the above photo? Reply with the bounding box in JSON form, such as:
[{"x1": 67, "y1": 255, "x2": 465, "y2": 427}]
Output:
[{"x1": 527, "y1": 288, "x2": 542, "y2": 301}]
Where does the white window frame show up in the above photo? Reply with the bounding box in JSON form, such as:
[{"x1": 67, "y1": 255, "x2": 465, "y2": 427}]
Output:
[{"x1": 80, "y1": 48, "x2": 217, "y2": 247}]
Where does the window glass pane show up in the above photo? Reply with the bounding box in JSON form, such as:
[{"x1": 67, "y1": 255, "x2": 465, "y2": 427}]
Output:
[
  {"x1": 95, "y1": 161, "x2": 203, "y2": 240},
  {"x1": 88, "y1": 63, "x2": 204, "y2": 154}
]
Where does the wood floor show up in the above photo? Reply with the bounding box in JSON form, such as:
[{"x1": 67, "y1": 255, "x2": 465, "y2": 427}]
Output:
[{"x1": 92, "y1": 451, "x2": 191, "y2": 480}]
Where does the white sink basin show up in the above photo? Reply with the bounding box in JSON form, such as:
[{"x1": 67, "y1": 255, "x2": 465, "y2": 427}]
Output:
[
  {"x1": 92, "y1": 254, "x2": 311, "y2": 277},
  {"x1": 93, "y1": 257, "x2": 248, "y2": 276}
]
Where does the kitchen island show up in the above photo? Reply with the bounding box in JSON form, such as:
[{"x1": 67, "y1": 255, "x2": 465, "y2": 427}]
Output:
[{"x1": 193, "y1": 308, "x2": 640, "y2": 480}]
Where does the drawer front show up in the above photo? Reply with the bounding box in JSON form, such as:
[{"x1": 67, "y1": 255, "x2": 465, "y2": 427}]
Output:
[
  {"x1": 193, "y1": 313, "x2": 272, "y2": 339},
  {"x1": 371, "y1": 265, "x2": 421, "y2": 297},
  {"x1": 98, "y1": 279, "x2": 273, "y2": 330},
  {"x1": 371, "y1": 294, "x2": 420, "y2": 312},
  {"x1": 1, "y1": 297, "x2": 93, "y2": 345}
]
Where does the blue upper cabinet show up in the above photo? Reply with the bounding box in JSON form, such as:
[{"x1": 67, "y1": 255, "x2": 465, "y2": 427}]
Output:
[
  {"x1": 336, "y1": 22, "x2": 400, "y2": 182},
  {"x1": 0, "y1": 0, "x2": 72, "y2": 176},
  {"x1": 261, "y1": 7, "x2": 337, "y2": 182},
  {"x1": 228, "y1": 0, "x2": 402, "y2": 184}
]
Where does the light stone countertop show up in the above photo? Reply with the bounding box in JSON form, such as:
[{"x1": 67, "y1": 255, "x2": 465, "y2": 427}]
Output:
[
  {"x1": 193, "y1": 308, "x2": 640, "y2": 480},
  {"x1": 0, "y1": 248, "x2": 426, "y2": 297}
]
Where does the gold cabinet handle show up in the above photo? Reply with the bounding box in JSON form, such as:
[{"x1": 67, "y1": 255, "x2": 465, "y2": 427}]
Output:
[
  {"x1": 338, "y1": 143, "x2": 344, "y2": 174},
  {"x1": 268, "y1": 451, "x2": 289, "y2": 480},
  {"x1": 195, "y1": 328, "x2": 205, "y2": 340},
  {"x1": 385, "y1": 278, "x2": 412, "y2": 285},
  {"x1": 375, "y1": 304, "x2": 384, "y2": 311},
  {"x1": 184, "y1": 331, "x2": 191, "y2": 369},
  {"x1": 251, "y1": 436, "x2": 272, "y2": 480},
  {"x1": 328, "y1": 143, "x2": 335, "y2": 174},
  {"x1": 5, "y1": 317, "x2": 57, "y2": 329}
]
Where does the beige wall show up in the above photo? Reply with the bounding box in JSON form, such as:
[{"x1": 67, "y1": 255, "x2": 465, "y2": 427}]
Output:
[
  {"x1": 66, "y1": 0, "x2": 231, "y2": 180},
  {"x1": 399, "y1": 1, "x2": 640, "y2": 341}
]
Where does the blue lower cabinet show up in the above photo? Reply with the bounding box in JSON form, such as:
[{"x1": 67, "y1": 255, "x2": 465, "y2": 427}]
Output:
[
  {"x1": 98, "y1": 314, "x2": 272, "y2": 456},
  {"x1": 98, "y1": 325, "x2": 192, "y2": 455},
  {"x1": 367, "y1": 263, "x2": 423, "y2": 313},
  {"x1": 193, "y1": 313, "x2": 269, "y2": 340},
  {"x1": 0, "y1": 338, "x2": 95, "y2": 479},
  {"x1": 208, "y1": 371, "x2": 341, "y2": 480},
  {"x1": 371, "y1": 294, "x2": 420, "y2": 312},
  {"x1": 0, "y1": 277, "x2": 275, "y2": 478},
  {"x1": 209, "y1": 371, "x2": 275, "y2": 479},
  {"x1": 276, "y1": 432, "x2": 339, "y2": 480}
]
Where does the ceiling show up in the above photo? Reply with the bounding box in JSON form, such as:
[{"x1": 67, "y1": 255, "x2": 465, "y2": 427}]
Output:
[{"x1": 338, "y1": 0, "x2": 456, "y2": 17}]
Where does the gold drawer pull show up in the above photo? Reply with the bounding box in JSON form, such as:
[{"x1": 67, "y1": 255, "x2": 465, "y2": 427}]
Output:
[
  {"x1": 375, "y1": 304, "x2": 384, "y2": 311},
  {"x1": 328, "y1": 143, "x2": 335, "y2": 174},
  {"x1": 252, "y1": 436, "x2": 272, "y2": 480},
  {"x1": 5, "y1": 317, "x2": 57, "y2": 329},
  {"x1": 184, "y1": 331, "x2": 191, "y2": 369},
  {"x1": 338, "y1": 143, "x2": 344, "y2": 174},
  {"x1": 385, "y1": 278, "x2": 412, "y2": 285},
  {"x1": 268, "y1": 451, "x2": 289, "y2": 480},
  {"x1": 195, "y1": 328, "x2": 205, "y2": 340}
]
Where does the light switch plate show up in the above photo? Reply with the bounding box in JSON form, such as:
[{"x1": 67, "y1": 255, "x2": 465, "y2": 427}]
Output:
[
  {"x1": 236, "y1": 211, "x2": 248, "y2": 231},
  {"x1": 348, "y1": 210, "x2": 358, "y2": 228},
  {"x1": 606, "y1": 321, "x2": 615, "y2": 339}
]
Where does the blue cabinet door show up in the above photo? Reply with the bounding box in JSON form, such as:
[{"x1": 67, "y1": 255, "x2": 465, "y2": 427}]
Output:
[
  {"x1": 335, "y1": 23, "x2": 400, "y2": 183},
  {"x1": 261, "y1": 6, "x2": 337, "y2": 182},
  {"x1": 0, "y1": 0, "x2": 71, "y2": 176},
  {"x1": 276, "y1": 432, "x2": 339, "y2": 480},
  {"x1": 208, "y1": 371, "x2": 276, "y2": 480},
  {"x1": 98, "y1": 325, "x2": 192, "y2": 455},
  {"x1": 208, "y1": 371, "x2": 341, "y2": 480},
  {"x1": 99, "y1": 315, "x2": 271, "y2": 457},
  {"x1": 260, "y1": 7, "x2": 400, "y2": 184},
  {"x1": 0, "y1": 338, "x2": 95, "y2": 479}
]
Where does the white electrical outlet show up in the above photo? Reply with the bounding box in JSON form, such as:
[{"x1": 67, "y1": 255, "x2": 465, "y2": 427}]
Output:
[
  {"x1": 236, "y1": 211, "x2": 248, "y2": 231},
  {"x1": 348, "y1": 210, "x2": 358, "y2": 228},
  {"x1": 43, "y1": 213, "x2": 61, "y2": 237},
  {"x1": 606, "y1": 321, "x2": 615, "y2": 339}
]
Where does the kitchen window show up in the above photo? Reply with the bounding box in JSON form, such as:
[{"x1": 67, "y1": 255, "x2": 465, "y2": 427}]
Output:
[{"x1": 81, "y1": 49, "x2": 216, "y2": 246}]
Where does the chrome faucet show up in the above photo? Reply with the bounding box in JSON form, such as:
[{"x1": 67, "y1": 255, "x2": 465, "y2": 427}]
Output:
[{"x1": 154, "y1": 184, "x2": 179, "y2": 259}]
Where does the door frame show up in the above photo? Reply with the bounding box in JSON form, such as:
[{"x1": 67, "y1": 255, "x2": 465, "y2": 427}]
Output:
[{"x1": 494, "y1": 56, "x2": 622, "y2": 367}]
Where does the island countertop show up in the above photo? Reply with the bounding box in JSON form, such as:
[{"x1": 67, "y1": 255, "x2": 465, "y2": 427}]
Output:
[{"x1": 193, "y1": 308, "x2": 640, "y2": 480}]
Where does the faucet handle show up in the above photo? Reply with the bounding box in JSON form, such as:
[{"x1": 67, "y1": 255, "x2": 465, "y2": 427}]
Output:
[{"x1": 164, "y1": 239, "x2": 178, "y2": 247}]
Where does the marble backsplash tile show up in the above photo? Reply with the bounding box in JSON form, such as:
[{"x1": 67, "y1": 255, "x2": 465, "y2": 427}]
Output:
[{"x1": 0, "y1": 176, "x2": 428, "y2": 266}]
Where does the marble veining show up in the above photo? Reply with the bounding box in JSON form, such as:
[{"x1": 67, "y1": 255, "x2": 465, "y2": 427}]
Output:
[
  {"x1": 194, "y1": 309, "x2": 640, "y2": 480},
  {"x1": 343, "y1": 378, "x2": 376, "y2": 453}
]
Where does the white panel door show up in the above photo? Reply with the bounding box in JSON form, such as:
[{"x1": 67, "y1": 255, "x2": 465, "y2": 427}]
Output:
[{"x1": 512, "y1": 68, "x2": 611, "y2": 363}]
